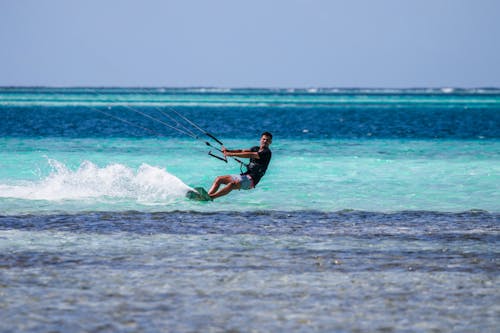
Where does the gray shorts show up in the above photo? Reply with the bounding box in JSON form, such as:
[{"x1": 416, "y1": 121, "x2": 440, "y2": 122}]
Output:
[{"x1": 231, "y1": 174, "x2": 254, "y2": 190}]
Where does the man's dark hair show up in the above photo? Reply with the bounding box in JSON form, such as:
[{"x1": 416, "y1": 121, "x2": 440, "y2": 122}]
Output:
[{"x1": 261, "y1": 131, "x2": 273, "y2": 139}]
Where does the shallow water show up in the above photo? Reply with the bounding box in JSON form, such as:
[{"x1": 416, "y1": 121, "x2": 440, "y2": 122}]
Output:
[{"x1": 1, "y1": 211, "x2": 498, "y2": 332}]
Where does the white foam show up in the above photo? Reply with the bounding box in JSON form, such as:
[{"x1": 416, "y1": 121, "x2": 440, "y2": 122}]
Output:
[{"x1": 0, "y1": 159, "x2": 192, "y2": 204}]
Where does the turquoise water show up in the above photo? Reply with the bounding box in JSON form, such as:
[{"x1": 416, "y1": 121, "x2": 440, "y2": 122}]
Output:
[
  {"x1": 0, "y1": 137, "x2": 498, "y2": 214},
  {"x1": 0, "y1": 88, "x2": 498, "y2": 332}
]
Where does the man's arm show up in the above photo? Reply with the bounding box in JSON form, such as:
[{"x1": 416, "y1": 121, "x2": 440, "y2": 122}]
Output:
[
  {"x1": 223, "y1": 147, "x2": 259, "y2": 159},
  {"x1": 223, "y1": 149, "x2": 245, "y2": 153}
]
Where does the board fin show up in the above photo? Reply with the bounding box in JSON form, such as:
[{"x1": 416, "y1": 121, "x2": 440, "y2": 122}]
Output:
[{"x1": 186, "y1": 187, "x2": 213, "y2": 201}]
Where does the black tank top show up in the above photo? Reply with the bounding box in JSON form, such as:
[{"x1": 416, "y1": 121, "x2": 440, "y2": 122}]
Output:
[{"x1": 242, "y1": 146, "x2": 272, "y2": 186}]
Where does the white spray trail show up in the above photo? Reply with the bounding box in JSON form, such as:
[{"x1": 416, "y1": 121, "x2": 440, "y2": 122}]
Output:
[{"x1": 0, "y1": 160, "x2": 192, "y2": 204}]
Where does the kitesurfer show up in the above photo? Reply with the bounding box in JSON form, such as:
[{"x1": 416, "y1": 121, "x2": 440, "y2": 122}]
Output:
[{"x1": 208, "y1": 132, "x2": 273, "y2": 199}]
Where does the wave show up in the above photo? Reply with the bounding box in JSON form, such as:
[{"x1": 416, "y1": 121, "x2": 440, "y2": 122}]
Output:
[
  {"x1": 0, "y1": 160, "x2": 192, "y2": 204},
  {"x1": 2, "y1": 86, "x2": 500, "y2": 109}
]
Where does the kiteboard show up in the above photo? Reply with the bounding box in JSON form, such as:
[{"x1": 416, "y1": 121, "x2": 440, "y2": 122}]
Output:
[{"x1": 186, "y1": 187, "x2": 213, "y2": 201}]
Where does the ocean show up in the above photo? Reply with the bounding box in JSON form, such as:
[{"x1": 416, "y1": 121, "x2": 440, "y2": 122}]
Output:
[{"x1": 0, "y1": 87, "x2": 498, "y2": 332}]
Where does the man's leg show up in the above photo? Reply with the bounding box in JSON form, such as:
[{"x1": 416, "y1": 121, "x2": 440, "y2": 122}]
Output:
[
  {"x1": 208, "y1": 175, "x2": 231, "y2": 195},
  {"x1": 208, "y1": 175, "x2": 241, "y2": 199}
]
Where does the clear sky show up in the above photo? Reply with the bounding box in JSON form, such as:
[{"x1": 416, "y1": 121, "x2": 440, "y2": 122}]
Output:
[{"x1": 1, "y1": 0, "x2": 499, "y2": 88}]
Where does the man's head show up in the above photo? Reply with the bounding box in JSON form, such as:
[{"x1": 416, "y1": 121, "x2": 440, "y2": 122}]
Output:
[{"x1": 260, "y1": 132, "x2": 273, "y2": 148}]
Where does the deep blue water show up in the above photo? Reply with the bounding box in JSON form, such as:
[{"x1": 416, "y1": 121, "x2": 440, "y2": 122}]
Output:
[{"x1": 1, "y1": 87, "x2": 499, "y2": 139}]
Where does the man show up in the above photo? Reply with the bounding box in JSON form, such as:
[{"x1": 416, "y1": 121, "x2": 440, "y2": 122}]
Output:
[{"x1": 208, "y1": 132, "x2": 273, "y2": 199}]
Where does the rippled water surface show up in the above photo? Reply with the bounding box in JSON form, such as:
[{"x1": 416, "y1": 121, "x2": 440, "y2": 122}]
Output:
[{"x1": 1, "y1": 211, "x2": 498, "y2": 332}]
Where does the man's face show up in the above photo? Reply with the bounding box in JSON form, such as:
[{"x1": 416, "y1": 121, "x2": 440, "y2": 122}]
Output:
[{"x1": 260, "y1": 135, "x2": 272, "y2": 148}]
